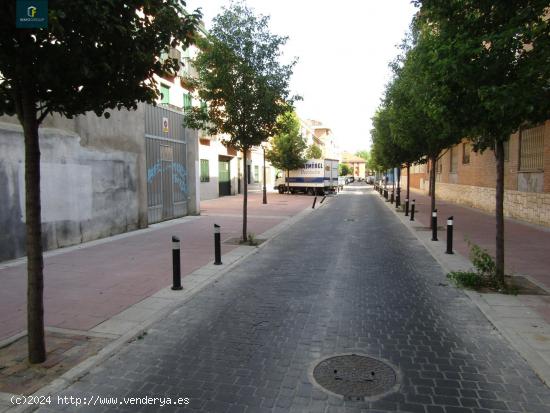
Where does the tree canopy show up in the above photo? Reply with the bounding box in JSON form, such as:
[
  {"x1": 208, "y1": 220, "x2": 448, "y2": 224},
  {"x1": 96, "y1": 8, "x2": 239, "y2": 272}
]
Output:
[
  {"x1": 305, "y1": 144, "x2": 323, "y2": 159},
  {"x1": 184, "y1": 2, "x2": 296, "y2": 151},
  {"x1": 266, "y1": 110, "x2": 307, "y2": 173}
]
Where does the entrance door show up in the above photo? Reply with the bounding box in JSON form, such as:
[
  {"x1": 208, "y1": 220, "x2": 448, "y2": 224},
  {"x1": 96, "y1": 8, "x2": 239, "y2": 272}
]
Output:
[
  {"x1": 237, "y1": 157, "x2": 241, "y2": 194},
  {"x1": 219, "y1": 160, "x2": 231, "y2": 196}
]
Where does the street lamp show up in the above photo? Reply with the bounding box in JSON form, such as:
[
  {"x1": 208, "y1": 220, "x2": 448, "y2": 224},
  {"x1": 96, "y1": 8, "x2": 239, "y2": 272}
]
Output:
[{"x1": 262, "y1": 144, "x2": 267, "y2": 204}]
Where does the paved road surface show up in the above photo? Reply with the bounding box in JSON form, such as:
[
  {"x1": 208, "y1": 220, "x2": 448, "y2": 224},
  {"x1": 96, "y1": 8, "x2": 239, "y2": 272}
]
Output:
[{"x1": 39, "y1": 186, "x2": 550, "y2": 412}]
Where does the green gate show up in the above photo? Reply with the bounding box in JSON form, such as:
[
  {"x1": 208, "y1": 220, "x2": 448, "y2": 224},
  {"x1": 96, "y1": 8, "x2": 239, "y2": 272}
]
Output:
[{"x1": 219, "y1": 159, "x2": 231, "y2": 196}]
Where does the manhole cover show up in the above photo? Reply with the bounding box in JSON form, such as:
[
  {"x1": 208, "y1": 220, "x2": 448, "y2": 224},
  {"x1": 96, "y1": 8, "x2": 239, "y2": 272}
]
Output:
[{"x1": 312, "y1": 354, "x2": 398, "y2": 400}]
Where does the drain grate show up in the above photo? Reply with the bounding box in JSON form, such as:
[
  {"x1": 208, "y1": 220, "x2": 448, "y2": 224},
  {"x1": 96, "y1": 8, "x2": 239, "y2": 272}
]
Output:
[{"x1": 312, "y1": 354, "x2": 398, "y2": 400}]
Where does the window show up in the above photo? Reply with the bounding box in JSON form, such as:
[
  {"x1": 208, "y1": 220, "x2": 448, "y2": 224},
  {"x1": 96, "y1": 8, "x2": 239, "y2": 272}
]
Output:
[
  {"x1": 160, "y1": 84, "x2": 170, "y2": 104},
  {"x1": 200, "y1": 159, "x2": 209, "y2": 182},
  {"x1": 200, "y1": 100, "x2": 207, "y2": 113},
  {"x1": 450, "y1": 146, "x2": 458, "y2": 172},
  {"x1": 254, "y1": 165, "x2": 259, "y2": 183},
  {"x1": 519, "y1": 125, "x2": 544, "y2": 171},
  {"x1": 183, "y1": 93, "x2": 192, "y2": 112},
  {"x1": 462, "y1": 142, "x2": 471, "y2": 164},
  {"x1": 436, "y1": 160, "x2": 442, "y2": 173}
]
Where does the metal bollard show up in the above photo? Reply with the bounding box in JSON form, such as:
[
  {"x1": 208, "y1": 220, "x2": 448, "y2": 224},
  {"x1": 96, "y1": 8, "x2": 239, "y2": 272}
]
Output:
[
  {"x1": 405, "y1": 198, "x2": 409, "y2": 216},
  {"x1": 312, "y1": 196, "x2": 317, "y2": 209},
  {"x1": 171, "y1": 236, "x2": 183, "y2": 290},
  {"x1": 410, "y1": 199, "x2": 415, "y2": 221},
  {"x1": 214, "y1": 224, "x2": 222, "y2": 265},
  {"x1": 321, "y1": 195, "x2": 327, "y2": 204},
  {"x1": 446, "y1": 216, "x2": 454, "y2": 254},
  {"x1": 396, "y1": 188, "x2": 401, "y2": 208},
  {"x1": 390, "y1": 191, "x2": 394, "y2": 204},
  {"x1": 431, "y1": 209, "x2": 438, "y2": 241}
]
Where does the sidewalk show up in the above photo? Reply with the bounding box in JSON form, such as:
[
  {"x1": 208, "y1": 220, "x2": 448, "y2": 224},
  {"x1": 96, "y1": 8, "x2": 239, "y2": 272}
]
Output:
[
  {"x1": 0, "y1": 192, "x2": 314, "y2": 343},
  {"x1": 376, "y1": 186, "x2": 550, "y2": 386},
  {"x1": 408, "y1": 189, "x2": 550, "y2": 291}
]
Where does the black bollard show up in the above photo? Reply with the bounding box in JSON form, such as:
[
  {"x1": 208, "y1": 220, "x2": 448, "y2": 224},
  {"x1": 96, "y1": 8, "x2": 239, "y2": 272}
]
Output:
[
  {"x1": 171, "y1": 236, "x2": 183, "y2": 290},
  {"x1": 410, "y1": 199, "x2": 415, "y2": 221},
  {"x1": 214, "y1": 224, "x2": 222, "y2": 265},
  {"x1": 321, "y1": 195, "x2": 327, "y2": 204},
  {"x1": 390, "y1": 191, "x2": 394, "y2": 204},
  {"x1": 446, "y1": 216, "x2": 454, "y2": 254},
  {"x1": 405, "y1": 198, "x2": 409, "y2": 216},
  {"x1": 431, "y1": 209, "x2": 438, "y2": 241},
  {"x1": 312, "y1": 196, "x2": 317, "y2": 209}
]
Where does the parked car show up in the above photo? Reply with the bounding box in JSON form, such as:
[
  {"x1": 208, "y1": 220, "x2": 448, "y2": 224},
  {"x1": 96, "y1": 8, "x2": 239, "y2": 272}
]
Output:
[
  {"x1": 366, "y1": 176, "x2": 375, "y2": 184},
  {"x1": 345, "y1": 176, "x2": 354, "y2": 184}
]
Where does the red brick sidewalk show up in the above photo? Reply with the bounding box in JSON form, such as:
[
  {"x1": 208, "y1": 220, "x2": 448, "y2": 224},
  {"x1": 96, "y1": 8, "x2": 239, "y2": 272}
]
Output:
[
  {"x1": 0, "y1": 192, "x2": 313, "y2": 342},
  {"x1": 405, "y1": 189, "x2": 550, "y2": 290}
]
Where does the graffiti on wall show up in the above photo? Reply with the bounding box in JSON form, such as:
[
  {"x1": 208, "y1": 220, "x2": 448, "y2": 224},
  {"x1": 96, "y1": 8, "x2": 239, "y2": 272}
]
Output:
[{"x1": 147, "y1": 161, "x2": 187, "y2": 194}]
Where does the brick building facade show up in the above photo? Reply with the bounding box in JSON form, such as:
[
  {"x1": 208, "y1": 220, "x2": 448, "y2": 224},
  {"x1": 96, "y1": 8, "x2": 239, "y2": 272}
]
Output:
[{"x1": 402, "y1": 120, "x2": 550, "y2": 227}]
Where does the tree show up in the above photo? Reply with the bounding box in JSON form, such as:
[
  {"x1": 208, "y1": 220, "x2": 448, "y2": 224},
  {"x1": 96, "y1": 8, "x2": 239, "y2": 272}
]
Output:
[
  {"x1": 184, "y1": 2, "x2": 296, "y2": 242},
  {"x1": 385, "y1": 20, "x2": 463, "y2": 218},
  {"x1": 338, "y1": 164, "x2": 352, "y2": 176},
  {"x1": 266, "y1": 110, "x2": 307, "y2": 191},
  {"x1": 415, "y1": 0, "x2": 550, "y2": 282},
  {"x1": 305, "y1": 144, "x2": 322, "y2": 159},
  {"x1": 0, "y1": 1, "x2": 200, "y2": 363}
]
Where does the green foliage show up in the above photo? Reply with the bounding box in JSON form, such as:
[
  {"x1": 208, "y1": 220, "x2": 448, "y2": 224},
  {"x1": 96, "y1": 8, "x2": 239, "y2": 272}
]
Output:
[
  {"x1": 447, "y1": 242, "x2": 503, "y2": 290},
  {"x1": 0, "y1": 1, "x2": 201, "y2": 119},
  {"x1": 305, "y1": 144, "x2": 323, "y2": 159},
  {"x1": 184, "y1": 2, "x2": 296, "y2": 152},
  {"x1": 447, "y1": 271, "x2": 483, "y2": 289},
  {"x1": 266, "y1": 110, "x2": 307, "y2": 172},
  {"x1": 339, "y1": 164, "x2": 352, "y2": 176},
  {"x1": 414, "y1": 0, "x2": 550, "y2": 152}
]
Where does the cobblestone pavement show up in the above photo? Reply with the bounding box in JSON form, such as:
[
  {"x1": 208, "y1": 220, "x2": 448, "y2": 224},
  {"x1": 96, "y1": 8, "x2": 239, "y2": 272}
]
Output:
[{"x1": 38, "y1": 187, "x2": 550, "y2": 412}]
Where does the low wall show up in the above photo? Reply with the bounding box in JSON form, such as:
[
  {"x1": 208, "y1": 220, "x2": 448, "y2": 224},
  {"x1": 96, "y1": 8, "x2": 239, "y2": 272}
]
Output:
[{"x1": 411, "y1": 182, "x2": 550, "y2": 228}]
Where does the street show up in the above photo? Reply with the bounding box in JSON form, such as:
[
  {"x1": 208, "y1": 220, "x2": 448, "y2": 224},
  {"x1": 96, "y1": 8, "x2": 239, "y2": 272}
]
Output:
[{"x1": 37, "y1": 186, "x2": 550, "y2": 412}]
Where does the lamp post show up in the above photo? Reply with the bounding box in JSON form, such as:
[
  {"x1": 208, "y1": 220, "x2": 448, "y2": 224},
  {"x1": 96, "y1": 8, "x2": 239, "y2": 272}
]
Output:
[{"x1": 262, "y1": 145, "x2": 267, "y2": 204}]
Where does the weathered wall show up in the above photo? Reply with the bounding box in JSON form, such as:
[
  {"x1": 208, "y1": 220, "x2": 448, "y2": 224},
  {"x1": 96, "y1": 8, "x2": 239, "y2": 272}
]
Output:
[
  {"x1": 0, "y1": 106, "x2": 148, "y2": 261},
  {"x1": 405, "y1": 182, "x2": 550, "y2": 228}
]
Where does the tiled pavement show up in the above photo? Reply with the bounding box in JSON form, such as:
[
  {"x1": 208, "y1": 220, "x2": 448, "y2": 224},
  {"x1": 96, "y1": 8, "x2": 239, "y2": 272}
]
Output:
[
  {"x1": 32, "y1": 187, "x2": 550, "y2": 412},
  {"x1": 0, "y1": 192, "x2": 313, "y2": 342}
]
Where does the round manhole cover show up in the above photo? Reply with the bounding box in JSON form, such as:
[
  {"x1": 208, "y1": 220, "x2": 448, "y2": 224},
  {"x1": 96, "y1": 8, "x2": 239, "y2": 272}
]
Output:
[{"x1": 312, "y1": 354, "x2": 398, "y2": 400}]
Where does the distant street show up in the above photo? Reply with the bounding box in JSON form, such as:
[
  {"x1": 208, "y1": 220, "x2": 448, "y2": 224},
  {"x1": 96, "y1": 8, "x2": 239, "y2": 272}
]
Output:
[{"x1": 39, "y1": 185, "x2": 550, "y2": 412}]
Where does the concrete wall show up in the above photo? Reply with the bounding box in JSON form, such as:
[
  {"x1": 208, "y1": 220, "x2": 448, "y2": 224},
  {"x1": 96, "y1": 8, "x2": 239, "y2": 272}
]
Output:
[{"x1": 0, "y1": 107, "x2": 149, "y2": 262}]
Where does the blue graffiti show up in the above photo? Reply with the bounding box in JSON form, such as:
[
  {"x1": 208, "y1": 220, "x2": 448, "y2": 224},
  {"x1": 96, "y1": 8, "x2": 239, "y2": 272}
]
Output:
[
  {"x1": 147, "y1": 162, "x2": 162, "y2": 183},
  {"x1": 147, "y1": 161, "x2": 188, "y2": 194},
  {"x1": 171, "y1": 162, "x2": 188, "y2": 193}
]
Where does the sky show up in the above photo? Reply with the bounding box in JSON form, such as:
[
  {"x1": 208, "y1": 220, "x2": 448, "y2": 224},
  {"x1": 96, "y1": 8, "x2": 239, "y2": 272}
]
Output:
[{"x1": 185, "y1": 0, "x2": 418, "y2": 154}]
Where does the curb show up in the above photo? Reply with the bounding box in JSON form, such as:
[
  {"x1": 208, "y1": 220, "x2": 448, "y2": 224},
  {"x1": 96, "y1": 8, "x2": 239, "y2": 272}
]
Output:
[
  {"x1": 374, "y1": 188, "x2": 550, "y2": 388},
  {"x1": 1, "y1": 196, "x2": 332, "y2": 413}
]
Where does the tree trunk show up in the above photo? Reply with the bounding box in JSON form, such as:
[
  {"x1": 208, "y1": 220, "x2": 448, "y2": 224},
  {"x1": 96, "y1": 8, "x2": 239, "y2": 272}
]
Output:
[
  {"x1": 495, "y1": 140, "x2": 505, "y2": 283},
  {"x1": 430, "y1": 155, "x2": 437, "y2": 228},
  {"x1": 242, "y1": 149, "x2": 248, "y2": 242},
  {"x1": 20, "y1": 91, "x2": 46, "y2": 364},
  {"x1": 406, "y1": 163, "x2": 410, "y2": 201}
]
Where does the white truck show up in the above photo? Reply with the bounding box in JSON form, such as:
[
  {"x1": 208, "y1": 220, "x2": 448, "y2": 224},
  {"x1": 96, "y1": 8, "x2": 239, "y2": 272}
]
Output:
[{"x1": 274, "y1": 159, "x2": 339, "y2": 195}]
